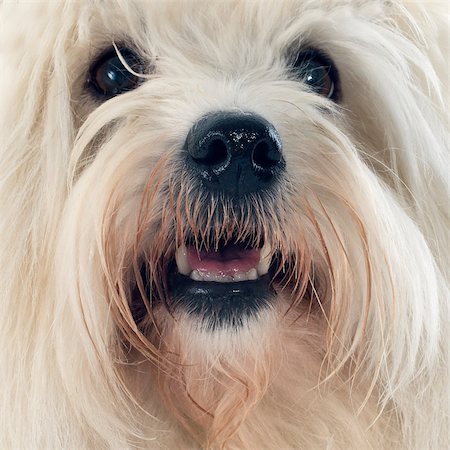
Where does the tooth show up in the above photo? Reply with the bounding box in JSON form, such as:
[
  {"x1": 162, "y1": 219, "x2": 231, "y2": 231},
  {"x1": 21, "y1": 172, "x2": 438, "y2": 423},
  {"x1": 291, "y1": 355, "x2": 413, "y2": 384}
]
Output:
[
  {"x1": 190, "y1": 269, "x2": 203, "y2": 281},
  {"x1": 233, "y1": 271, "x2": 247, "y2": 282},
  {"x1": 257, "y1": 242, "x2": 271, "y2": 276},
  {"x1": 205, "y1": 273, "x2": 233, "y2": 283},
  {"x1": 247, "y1": 268, "x2": 258, "y2": 280},
  {"x1": 203, "y1": 272, "x2": 215, "y2": 282},
  {"x1": 189, "y1": 268, "x2": 262, "y2": 283},
  {"x1": 175, "y1": 245, "x2": 192, "y2": 276}
]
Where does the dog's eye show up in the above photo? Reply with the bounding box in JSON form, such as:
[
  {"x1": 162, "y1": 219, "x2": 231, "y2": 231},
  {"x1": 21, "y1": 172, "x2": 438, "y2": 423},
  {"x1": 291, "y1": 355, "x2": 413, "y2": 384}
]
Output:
[
  {"x1": 88, "y1": 47, "x2": 146, "y2": 99},
  {"x1": 292, "y1": 50, "x2": 338, "y2": 100}
]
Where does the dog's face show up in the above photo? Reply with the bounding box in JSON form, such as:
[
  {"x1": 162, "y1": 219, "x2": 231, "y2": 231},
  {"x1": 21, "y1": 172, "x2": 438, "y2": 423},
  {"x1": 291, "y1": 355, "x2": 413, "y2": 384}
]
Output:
[
  {"x1": 1, "y1": 1, "x2": 447, "y2": 448},
  {"x1": 67, "y1": 3, "x2": 366, "y2": 327},
  {"x1": 67, "y1": 8, "x2": 348, "y2": 335}
]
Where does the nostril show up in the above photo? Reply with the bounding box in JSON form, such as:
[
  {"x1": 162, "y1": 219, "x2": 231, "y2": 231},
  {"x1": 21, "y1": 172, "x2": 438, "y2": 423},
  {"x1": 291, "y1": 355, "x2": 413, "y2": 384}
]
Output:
[
  {"x1": 205, "y1": 138, "x2": 229, "y2": 166},
  {"x1": 252, "y1": 139, "x2": 282, "y2": 170},
  {"x1": 191, "y1": 136, "x2": 229, "y2": 167}
]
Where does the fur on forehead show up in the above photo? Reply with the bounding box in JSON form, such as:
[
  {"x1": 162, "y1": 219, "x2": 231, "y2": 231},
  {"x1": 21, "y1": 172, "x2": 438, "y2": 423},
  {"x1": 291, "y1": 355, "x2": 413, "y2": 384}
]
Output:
[{"x1": 79, "y1": 1, "x2": 392, "y2": 66}]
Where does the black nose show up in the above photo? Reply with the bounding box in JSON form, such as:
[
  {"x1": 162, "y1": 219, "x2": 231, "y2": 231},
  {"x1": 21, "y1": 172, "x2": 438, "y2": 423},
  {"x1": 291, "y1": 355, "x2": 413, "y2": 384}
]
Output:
[{"x1": 184, "y1": 112, "x2": 285, "y2": 196}]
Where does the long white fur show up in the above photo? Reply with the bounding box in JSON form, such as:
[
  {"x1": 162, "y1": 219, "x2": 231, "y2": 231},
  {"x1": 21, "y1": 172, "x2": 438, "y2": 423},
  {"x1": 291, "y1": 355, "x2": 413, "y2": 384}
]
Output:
[{"x1": 0, "y1": 1, "x2": 448, "y2": 449}]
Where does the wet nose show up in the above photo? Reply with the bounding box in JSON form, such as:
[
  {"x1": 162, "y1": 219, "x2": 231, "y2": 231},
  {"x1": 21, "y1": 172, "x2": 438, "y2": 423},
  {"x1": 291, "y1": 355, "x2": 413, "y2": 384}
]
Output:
[{"x1": 184, "y1": 112, "x2": 285, "y2": 196}]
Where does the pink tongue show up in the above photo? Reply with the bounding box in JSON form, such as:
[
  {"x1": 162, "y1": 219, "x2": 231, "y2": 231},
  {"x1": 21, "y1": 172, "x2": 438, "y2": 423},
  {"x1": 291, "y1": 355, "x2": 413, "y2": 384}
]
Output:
[{"x1": 187, "y1": 244, "x2": 260, "y2": 276}]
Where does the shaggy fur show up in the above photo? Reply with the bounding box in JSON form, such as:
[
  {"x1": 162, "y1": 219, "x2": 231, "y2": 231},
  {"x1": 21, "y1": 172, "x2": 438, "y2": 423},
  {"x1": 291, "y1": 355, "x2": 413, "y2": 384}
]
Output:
[{"x1": 0, "y1": 1, "x2": 448, "y2": 449}]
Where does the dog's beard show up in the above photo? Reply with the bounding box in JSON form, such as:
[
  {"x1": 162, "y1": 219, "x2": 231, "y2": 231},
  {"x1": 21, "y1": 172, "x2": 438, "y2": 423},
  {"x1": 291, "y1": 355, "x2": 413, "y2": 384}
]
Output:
[
  {"x1": 54, "y1": 100, "x2": 408, "y2": 445},
  {"x1": 87, "y1": 142, "x2": 318, "y2": 444},
  {"x1": 48, "y1": 111, "x2": 445, "y2": 448}
]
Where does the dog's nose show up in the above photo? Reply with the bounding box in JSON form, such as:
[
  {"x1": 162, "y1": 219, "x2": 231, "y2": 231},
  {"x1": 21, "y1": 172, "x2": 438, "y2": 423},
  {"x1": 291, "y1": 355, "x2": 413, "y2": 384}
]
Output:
[{"x1": 185, "y1": 112, "x2": 285, "y2": 196}]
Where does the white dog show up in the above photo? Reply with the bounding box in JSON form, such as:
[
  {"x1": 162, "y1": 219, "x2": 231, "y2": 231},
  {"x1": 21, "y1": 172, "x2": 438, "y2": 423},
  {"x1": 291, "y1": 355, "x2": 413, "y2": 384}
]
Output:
[{"x1": 0, "y1": 1, "x2": 448, "y2": 449}]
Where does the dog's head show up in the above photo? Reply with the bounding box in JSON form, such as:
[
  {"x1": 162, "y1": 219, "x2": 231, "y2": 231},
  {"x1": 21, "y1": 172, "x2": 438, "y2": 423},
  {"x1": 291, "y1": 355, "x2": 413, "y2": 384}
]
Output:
[{"x1": 0, "y1": 1, "x2": 447, "y2": 448}]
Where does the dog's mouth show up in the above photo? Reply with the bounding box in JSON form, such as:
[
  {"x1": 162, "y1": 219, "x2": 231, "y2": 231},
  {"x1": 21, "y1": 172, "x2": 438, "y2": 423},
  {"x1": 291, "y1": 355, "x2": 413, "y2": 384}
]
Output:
[
  {"x1": 132, "y1": 190, "x2": 315, "y2": 329},
  {"x1": 133, "y1": 229, "x2": 314, "y2": 329},
  {"x1": 165, "y1": 236, "x2": 277, "y2": 327},
  {"x1": 174, "y1": 240, "x2": 271, "y2": 282}
]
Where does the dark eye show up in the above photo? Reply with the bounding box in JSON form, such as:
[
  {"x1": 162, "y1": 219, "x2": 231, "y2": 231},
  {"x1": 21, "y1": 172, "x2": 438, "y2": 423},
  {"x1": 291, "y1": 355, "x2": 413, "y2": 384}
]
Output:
[
  {"x1": 292, "y1": 50, "x2": 339, "y2": 100},
  {"x1": 88, "y1": 47, "x2": 146, "y2": 99}
]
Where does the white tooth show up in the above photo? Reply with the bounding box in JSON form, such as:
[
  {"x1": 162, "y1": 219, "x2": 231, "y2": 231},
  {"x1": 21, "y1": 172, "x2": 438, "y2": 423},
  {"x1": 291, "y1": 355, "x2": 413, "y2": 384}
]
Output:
[
  {"x1": 190, "y1": 269, "x2": 262, "y2": 283},
  {"x1": 190, "y1": 269, "x2": 203, "y2": 281},
  {"x1": 247, "y1": 268, "x2": 258, "y2": 280},
  {"x1": 175, "y1": 245, "x2": 192, "y2": 276},
  {"x1": 257, "y1": 242, "x2": 272, "y2": 276},
  {"x1": 204, "y1": 272, "x2": 233, "y2": 283},
  {"x1": 203, "y1": 272, "x2": 215, "y2": 282},
  {"x1": 233, "y1": 271, "x2": 247, "y2": 282}
]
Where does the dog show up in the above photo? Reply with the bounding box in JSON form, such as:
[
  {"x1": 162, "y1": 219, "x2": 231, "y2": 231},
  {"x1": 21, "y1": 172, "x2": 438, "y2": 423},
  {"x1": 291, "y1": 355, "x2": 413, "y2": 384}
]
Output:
[{"x1": 0, "y1": 1, "x2": 448, "y2": 448}]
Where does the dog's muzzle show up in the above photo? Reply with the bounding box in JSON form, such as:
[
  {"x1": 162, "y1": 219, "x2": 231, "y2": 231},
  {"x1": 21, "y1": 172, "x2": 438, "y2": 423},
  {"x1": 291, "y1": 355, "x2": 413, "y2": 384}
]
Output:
[
  {"x1": 184, "y1": 111, "x2": 285, "y2": 196},
  {"x1": 137, "y1": 113, "x2": 288, "y2": 328}
]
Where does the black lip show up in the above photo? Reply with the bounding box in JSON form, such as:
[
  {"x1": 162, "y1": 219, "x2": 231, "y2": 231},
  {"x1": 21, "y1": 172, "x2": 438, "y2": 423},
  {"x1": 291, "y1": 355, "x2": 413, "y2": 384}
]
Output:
[{"x1": 168, "y1": 271, "x2": 274, "y2": 328}]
